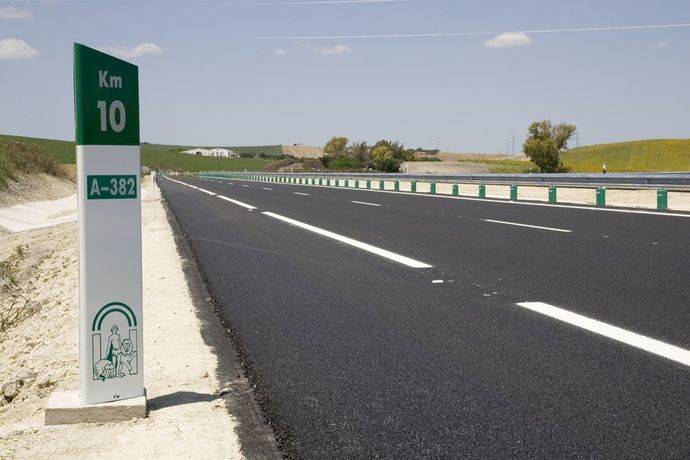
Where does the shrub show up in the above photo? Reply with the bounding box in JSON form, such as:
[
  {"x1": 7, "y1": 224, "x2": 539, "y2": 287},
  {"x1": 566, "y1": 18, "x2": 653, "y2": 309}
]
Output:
[
  {"x1": 1, "y1": 244, "x2": 44, "y2": 334},
  {"x1": 328, "y1": 155, "x2": 363, "y2": 170}
]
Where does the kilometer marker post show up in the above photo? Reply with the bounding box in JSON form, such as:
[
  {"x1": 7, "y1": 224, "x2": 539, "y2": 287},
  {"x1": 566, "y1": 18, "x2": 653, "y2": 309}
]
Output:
[{"x1": 75, "y1": 44, "x2": 144, "y2": 406}]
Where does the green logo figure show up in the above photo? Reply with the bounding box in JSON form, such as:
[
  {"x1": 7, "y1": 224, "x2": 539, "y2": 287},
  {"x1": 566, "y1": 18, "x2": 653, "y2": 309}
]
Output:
[{"x1": 91, "y1": 302, "x2": 138, "y2": 382}]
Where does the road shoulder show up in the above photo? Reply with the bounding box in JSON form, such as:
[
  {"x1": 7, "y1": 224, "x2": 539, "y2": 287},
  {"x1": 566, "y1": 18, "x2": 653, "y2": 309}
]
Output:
[{"x1": 0, "y1": 185, "x2": 279, "y2": 458}]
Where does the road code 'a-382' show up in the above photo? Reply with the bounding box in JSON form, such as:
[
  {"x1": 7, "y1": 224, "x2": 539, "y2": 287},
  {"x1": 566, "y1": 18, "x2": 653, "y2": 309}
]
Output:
[{"x1": 74, "y1": 43, "x2": 143, "y2": 405}]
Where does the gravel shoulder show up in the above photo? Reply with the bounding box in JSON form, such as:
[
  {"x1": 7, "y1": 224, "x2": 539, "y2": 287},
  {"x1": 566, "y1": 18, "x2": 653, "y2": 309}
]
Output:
[{"x1": 0, "y1": 180, "x2": 278, "y2": 459}]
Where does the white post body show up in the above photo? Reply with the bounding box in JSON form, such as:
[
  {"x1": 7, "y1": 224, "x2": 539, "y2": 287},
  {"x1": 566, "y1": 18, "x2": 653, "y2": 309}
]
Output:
[{"x1": 74, "y1": 43, "x2": 143, "y2": 405}]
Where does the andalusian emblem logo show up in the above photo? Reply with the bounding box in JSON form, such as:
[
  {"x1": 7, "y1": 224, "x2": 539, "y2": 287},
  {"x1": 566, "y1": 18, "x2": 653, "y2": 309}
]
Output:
[{"x1": 91, "y1": 302, "x2": 139, "y2": 382}]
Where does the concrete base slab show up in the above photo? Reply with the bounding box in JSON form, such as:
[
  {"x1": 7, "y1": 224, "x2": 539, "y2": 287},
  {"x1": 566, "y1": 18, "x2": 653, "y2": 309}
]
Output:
[{"x1": 45, "y1": 390, "x2": 147, "y2": 425}]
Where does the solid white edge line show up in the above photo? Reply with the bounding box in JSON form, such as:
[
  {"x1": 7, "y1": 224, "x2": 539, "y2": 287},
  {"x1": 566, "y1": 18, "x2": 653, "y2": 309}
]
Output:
[
  {"x1": 294, "y1": 192, "x2": 310, "y2": 196},
  {"x1": 217, "y1": 195, "x2": 257, "y2": 210},
  {"x1": 483, "y1": 219, "x2": 572, "y2": 233},
  {"x1": 262, "y1": 211, "x2": 432, "y2": 268},
  {"x1": 516, "y1": 302, "x2": 690, "y2": 367},
  {"x1": 351, "y1": 200, "x2": 382, "y2": 207}
]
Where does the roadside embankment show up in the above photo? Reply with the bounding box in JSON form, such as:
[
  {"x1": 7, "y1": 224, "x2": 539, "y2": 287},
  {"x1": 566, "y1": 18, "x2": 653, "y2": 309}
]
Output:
[{"x1": 0, "y1": 178, "x2": 277, "y2": 458}]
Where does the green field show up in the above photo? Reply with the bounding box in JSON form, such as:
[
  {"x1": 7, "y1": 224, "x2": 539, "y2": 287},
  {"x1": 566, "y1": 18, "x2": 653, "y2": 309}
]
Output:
[
  {"x1": 562, "y1": 139, "x2": 690, "y2": 173},
  {"x1": 142, "y1": 148, "x2": 270, "y2": 172},
  {"x1": 142, "y1": 142, "x2": 283, "y2": 157},
  {"x1": 0, "y1": 134, "x2": 273, "y2": 172}
]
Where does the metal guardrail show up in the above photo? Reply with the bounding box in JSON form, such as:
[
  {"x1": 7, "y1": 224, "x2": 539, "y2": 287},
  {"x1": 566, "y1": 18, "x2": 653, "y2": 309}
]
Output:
[{"x1": 201, "y1": 172, "x2": 690, "y2": 190}]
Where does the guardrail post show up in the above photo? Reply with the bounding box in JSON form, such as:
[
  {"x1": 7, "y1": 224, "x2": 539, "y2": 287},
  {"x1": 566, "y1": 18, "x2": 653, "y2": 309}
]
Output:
[
  {"x1": 411, "y1": 181, "x2": 417, "y2": 193},
  {"x1": 548, "y1": 186, "x2": 557, "y2": 203},
  {"x1": 596, "y1": 187, "x2": 606, "y2": 207},
  {"x1": 394, "y1": 181, "x2": 400, "y2": 191},
  {"x1": 452, "y1": 183, "x2": 459, "y2": 196},
  {"x1": 510, "y1": 183, "x2": 518, "y2": 201},
  {"x1": 355, "y1": 180, "x2": 360, "y2": 188},
  {"x1": 430, "y1": 182, "x2": 436, "y2": 195},
  {"x1": 479, "y1": 184, "x2": 486, "y2": 198},
  {"x1": 657, "y1": 188, "x2": 668, "y2": 211},
  {"x1": 366, "y1": 180, "x2": 371, "y2": 189},
  {"x1": 379, "y1": 180, "x2": 385, "y2": 191}
]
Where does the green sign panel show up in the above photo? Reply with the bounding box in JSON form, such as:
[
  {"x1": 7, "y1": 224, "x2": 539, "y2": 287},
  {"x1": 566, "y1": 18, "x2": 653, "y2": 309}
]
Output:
[
  {"x1": 87, "y1": 175, "x2": 137, "y2": 200},
  {"x1": 74, "y1": 43, "x2": 139, "y2": 146}
]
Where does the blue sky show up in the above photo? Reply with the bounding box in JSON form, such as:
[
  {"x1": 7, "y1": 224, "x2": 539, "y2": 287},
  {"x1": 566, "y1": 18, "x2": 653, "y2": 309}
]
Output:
[{"x1": 1, "y1": 0, "x2": 689, "y2": 152}]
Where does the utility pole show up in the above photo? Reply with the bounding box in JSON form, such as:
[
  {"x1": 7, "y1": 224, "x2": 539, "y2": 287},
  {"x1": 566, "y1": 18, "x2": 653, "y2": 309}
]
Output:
[{"x1": 512, "y1": 135, "x2": 515, "y2": 155}]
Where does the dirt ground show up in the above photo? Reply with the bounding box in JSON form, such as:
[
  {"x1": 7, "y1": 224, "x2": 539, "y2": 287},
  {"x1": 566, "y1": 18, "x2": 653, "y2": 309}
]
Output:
[
  {"x1": 0, "y1": 180, "x2": 248, "y2": 459},
  {"x1": 282, "y1": 145, "x2": 323, "y2": 158},
  {"x1": 401, "y1": 162, "x2": 490, "y2": 174},
  {"x1": 0, "y1": 174, "x2": 75, "y2": 208}
]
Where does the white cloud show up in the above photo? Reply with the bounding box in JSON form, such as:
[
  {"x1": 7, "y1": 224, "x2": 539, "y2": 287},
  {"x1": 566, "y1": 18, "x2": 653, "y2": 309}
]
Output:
[
  {"x1": 101, "y1": 43, "x2": 163, "y2": 60},
  {"x1": 484, "y1": 32, "x2": 533, "y2": 48},
  {"x1": 0, "y1": 6, "x2": 31, "y2": 19},
  {"x1": 274, "y1": 48, "x2": 288, "y2": 55},
  {"x1": 0, "y1": 38, "x2": 39, "y2": 60},
  {"x1": 312, "y1": 44, "x2": 351, "y2": 55}
]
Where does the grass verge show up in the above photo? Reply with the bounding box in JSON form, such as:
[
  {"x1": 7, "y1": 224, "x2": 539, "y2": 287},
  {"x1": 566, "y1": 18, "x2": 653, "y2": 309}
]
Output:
[
  {"x1": 562, "y1": 139, "x2": 690, "y2": 172},
  {"x1": 0, "y1": 139, "x2": 69, "y2": 187}
]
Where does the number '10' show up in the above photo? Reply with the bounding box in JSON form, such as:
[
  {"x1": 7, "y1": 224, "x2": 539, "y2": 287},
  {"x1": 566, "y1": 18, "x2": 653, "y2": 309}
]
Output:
[{"x1": 97, "y1": 100, "x2": 126, "y2": 133}]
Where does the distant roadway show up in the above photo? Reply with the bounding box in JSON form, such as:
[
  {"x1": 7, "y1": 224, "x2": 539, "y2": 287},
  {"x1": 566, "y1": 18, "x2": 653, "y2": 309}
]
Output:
[{"x1": 159, "y1": 175, "x2": 690, "y2": 457}]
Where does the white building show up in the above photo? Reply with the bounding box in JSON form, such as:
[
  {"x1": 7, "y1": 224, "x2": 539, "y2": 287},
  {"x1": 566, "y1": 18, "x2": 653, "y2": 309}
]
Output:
[{"x1": 181, "y1": 147, "x2": 237, "y2": 158}]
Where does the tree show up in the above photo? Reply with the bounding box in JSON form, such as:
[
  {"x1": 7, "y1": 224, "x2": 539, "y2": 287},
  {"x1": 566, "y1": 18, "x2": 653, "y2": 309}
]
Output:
[
  {"x1": 522, "y1": 120, "x2": 576, "y2": 173},
  {"x1": 348, "y1": 141, "x2": 371, "y2": 168},
  {"x1": 323, "y1": 136, "x2": 349, "y2": 157},
  {"x1": 371, "y1": 145, "x2": 399, "y2": 172}
]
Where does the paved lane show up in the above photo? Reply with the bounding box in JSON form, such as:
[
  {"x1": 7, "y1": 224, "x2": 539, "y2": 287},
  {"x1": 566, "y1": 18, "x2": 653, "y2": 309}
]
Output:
[
  {"x1": 159, "y1": 175, "x2": 690, "y2": 458},
  {"x1": 186, "y1": 176, "x2": 690, "y2": 346}
]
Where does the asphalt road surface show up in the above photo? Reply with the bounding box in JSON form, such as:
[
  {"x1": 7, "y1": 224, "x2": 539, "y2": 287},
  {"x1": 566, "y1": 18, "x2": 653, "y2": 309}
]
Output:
[{"x1": 158, "y1": 175, "x2": 690, "y2": 458}]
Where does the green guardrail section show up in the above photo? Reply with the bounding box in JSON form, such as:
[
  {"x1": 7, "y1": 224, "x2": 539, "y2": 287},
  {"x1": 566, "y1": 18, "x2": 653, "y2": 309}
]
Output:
[{"x1": 194, "y1": 173, "x2": 677, "y2": 212}]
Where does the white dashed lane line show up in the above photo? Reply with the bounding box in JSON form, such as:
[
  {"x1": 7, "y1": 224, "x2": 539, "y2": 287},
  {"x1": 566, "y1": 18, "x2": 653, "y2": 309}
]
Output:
[
  {"x1": 516, "y1": 302, "x2": 690, "y2": 367},
  {"x1": 294, "y1": 192, "x2": 310, "y2": 196},
  {"x1": 351, "y1": 200, "x2": 381, "y2": 207},
  {"x1": 217, "y1": 195, "x2": 257, "y2": 210},
  {"x1": 483, "y1": 219, "x2": 572, "y2": 233},
  {"x1": 262, "y1": 211, "x2": 432, "y2": 269}
]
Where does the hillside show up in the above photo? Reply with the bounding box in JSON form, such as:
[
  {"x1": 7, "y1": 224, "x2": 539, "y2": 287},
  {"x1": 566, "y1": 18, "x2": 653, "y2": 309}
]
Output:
[
  {"x1": 0, "y1": 138, "x2": 74, "y2": 207},
  {"x1": 562, "y1": 139, "x2": 690, "y2": 173},
  {"x1": 0, "y1": 135, "x2": 273, "y2": 172},
  {"x1": 283, "y1": 145, "x2": 324, "y2": 158}
]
